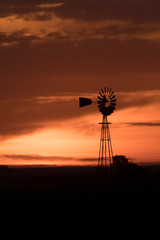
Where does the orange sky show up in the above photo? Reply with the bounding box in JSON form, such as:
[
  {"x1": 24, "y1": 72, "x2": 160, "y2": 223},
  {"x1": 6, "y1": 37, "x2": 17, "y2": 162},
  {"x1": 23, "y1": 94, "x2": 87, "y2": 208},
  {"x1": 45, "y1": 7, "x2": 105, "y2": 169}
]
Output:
[{"x1": 0, "y1": 0, "x2": 160, "y2": 165}]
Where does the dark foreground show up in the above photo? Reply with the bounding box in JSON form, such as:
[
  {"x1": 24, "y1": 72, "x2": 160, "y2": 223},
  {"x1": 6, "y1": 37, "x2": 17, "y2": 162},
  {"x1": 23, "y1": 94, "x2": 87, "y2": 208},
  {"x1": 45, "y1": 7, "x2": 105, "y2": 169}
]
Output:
[{"x1": 0, "y1": 165, "x2": 160, "y2": 219}]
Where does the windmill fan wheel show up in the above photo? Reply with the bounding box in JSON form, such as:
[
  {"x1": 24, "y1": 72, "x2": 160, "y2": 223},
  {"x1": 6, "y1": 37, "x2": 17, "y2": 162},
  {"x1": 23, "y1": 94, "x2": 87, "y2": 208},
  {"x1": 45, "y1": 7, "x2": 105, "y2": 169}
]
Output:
[{"x1": 97, "y1": 87, "x2": 116, "y2": 116}]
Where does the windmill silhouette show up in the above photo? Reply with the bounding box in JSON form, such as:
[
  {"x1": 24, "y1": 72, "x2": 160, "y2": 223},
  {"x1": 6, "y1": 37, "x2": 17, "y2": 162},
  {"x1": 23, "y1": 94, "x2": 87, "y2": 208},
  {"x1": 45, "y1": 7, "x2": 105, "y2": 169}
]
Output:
[{"x1": 79, "y1": 87, "x2": 117, "y2": 169}]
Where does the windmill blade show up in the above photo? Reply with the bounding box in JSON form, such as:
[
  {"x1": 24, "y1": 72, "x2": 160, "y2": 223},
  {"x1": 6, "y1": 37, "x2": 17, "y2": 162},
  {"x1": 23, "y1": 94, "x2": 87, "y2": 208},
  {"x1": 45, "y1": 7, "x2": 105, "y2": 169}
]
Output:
[
  {"x1": 98, "y1": 103, "x2": 105, "y2": 109},
  {"x1": 110, "y1": 103, "x2": 116, "y2": 107},
  {"x1": 98, "y1": 96, "x2": 103, "y2": 101},
  {"x1": 108, "y1": 88, "x2": 112, "y2": 96},
  {"x1": 110, "y1": 94, "x2": 116, "y2": 100},
  {"x1": 79, "y1": 97, "x2": 92, "y2": 107},
  {"x1": 99, "y1": 91, "x2": 104, "y2": 97},
  {"x1": 109, "y1": 91, "x2": 114, "y2": 97},
  {"x1": 101, "y1": 88, "x2": 104, "y2": 94},
  {"x1": 97, "y1": 100, "x2": 103, "y2": 104},
  {"x1": 109, "y1": 88, "x2": 112, "y2": 94},
  {"x1": 110, "y1": 99, "x2": 116, "y2": 103}
]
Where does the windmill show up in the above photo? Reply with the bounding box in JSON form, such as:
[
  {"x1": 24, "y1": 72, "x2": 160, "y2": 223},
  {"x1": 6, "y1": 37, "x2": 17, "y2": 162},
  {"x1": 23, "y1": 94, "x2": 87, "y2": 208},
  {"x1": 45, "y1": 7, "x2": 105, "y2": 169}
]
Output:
[{"x1": 79, "y1": 87, "x2": 117, "y2": 169}]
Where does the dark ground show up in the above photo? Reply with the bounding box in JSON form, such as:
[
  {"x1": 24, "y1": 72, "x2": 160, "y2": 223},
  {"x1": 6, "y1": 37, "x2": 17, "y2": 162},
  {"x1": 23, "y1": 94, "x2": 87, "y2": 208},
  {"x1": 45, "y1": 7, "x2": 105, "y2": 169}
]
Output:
[{"x1": 0, "y1": 164, "x2": 160, "y2": 220}]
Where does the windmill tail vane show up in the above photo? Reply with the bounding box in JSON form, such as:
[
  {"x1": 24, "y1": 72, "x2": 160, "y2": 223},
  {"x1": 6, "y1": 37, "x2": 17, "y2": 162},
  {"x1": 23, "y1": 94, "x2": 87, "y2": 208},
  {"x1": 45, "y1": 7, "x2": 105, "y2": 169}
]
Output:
[{"x1": 79, "y1": 97, "x2": 92, "y2": 107}]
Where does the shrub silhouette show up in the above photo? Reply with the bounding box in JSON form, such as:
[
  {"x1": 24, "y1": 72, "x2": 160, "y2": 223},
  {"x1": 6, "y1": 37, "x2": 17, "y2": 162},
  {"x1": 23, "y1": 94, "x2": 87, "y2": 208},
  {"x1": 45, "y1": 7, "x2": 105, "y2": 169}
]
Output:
[
  {"x1": 112, "y1": 155, "x2": 130, "y2": 167},
  {"x1": 112, "y1": 155, "x2": 149, "y2": 182}
]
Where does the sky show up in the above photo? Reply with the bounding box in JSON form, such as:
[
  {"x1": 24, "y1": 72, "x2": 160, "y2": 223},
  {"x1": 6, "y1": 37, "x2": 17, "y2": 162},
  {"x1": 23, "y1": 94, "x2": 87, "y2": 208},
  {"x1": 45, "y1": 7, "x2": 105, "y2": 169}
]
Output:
[{"x1": 0, "y1": 0, "x2": 160, "y2": 166}]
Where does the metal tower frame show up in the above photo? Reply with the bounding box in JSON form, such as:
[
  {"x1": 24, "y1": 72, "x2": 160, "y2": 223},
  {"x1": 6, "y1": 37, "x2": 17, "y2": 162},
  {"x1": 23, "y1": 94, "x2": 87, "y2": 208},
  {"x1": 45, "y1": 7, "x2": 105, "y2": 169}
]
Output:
[
  {"x1": 98, "y1": 115, "x2": 113, "y2": 168},
  {"x1": 79, "y1": 86, "x2": 116, "y2": 174}
]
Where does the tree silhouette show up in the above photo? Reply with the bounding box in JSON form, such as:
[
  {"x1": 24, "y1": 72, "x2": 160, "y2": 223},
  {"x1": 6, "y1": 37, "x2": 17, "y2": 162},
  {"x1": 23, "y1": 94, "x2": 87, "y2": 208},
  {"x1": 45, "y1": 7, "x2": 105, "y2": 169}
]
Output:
[
  {"x1": 112, "y1": 155, "x2": 149, "y2": 182},
  {"x1": 112, "y1": 155, "x2": 130, "y2": 167}
]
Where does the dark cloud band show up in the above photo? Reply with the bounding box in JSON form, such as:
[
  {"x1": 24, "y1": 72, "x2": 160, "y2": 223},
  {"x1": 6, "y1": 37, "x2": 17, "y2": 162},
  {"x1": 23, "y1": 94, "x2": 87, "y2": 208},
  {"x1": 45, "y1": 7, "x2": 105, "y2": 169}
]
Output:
[{"x1": 126, "y1": 122, "x2": 160, "y2": 127}]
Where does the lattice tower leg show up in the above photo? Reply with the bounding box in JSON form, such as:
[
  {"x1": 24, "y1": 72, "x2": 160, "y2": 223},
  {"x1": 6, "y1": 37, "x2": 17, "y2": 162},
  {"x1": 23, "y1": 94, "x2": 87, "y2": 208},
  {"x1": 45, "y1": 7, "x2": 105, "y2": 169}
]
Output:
[{"x1": 98, "y1": 115, "x2": 113, "y2": 169}]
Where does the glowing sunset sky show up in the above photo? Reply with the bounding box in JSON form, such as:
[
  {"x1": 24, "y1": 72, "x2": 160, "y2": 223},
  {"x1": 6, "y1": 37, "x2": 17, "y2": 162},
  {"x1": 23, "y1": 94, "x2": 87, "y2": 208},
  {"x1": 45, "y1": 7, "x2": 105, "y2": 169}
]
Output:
[{"x1": 0, "y1": 0, "x2": 160, "y2": 165}]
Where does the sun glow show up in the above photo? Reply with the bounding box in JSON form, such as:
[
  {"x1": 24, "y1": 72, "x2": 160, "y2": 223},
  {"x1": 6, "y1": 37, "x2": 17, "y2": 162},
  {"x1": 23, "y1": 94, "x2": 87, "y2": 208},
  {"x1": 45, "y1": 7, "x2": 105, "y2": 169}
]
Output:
[{"x1": 0, "y1": 96, "x2": 159, "y2": 166}]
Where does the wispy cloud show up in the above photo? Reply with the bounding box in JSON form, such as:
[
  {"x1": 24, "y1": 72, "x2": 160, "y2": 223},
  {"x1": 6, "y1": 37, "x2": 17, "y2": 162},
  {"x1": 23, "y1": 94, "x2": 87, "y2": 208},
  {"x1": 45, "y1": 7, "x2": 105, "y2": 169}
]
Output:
[
  {"x1": 117, "y1": 90, "x2": 160, "y2": 110},
  {"x1": 1, "y1": 154, "x2": 72, "y2": 161},
  {"x1": 0, "y1": 41, "x2": 18, "y2": 47},
  {"x1": 2, "y1": 13, "x2": 160, "y2": 49},
  {"x1": 37, "y1": 3, "x2": 65, "y2": 9},
  {"x1": 126, "y1": 122, "x2": 160, "y2": 127},
  {"x1": 109, "y1": 22, "x2": 160, "y2": 42},
  {"x1": 0, "y1": 14, "x2": 130, "y2": 45},
  {"x1": 0, "y1": 154, "x2": 97, "y2": 166},
  {"x1": 1, "y1": 0, "x2": 160, "y2": 47}
]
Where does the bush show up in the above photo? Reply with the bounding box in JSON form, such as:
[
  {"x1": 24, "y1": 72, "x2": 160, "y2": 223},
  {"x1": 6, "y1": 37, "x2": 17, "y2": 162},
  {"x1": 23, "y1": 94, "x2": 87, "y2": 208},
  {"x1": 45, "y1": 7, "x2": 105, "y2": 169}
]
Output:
[
  {"x1": 112, "y1": 155, "x2": 130, "y2": 167},
  {"x1": 112, "y1": 155, "x2": 149, "y2": 182}
]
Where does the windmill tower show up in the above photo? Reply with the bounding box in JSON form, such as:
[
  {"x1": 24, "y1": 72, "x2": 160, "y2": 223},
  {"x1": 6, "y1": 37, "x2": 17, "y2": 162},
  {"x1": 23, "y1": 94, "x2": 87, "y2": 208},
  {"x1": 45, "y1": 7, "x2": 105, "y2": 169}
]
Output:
[{"x1": 79, "y1": 87, "x2": 117, "y2": 169}]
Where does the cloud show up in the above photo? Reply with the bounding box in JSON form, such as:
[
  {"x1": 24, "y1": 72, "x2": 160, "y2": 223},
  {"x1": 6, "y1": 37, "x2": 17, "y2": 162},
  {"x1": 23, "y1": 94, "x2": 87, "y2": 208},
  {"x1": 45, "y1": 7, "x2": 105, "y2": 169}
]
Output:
[
  {"x1": 0, "y1": 1, "x2": 64, "y2": 18},
  {"x1": 37, "y1": 3, "x2": 65, "y2": 9},
  {"x1": 1, "y1": 154, "x2": 72, "y2": 161},
  {"x1": 0, "y1": 31, "x2": 160, "y2": 99},
  {"x1": 108, "y1": 22, "x2": 160, "y2": 42},
  {"x1": 0, "y1": 14, "x2": 130, "y2": 44},
  {"x1": 117, "y1": 90, "x2": 160, "y2": 110},
  {"x1": 1, "y1": 0, "x2": 160, "y2": 25},
  {"x1": 0, "y1": 94, "x2": 97, "y2": 137},
  {"x1": 126, "y1": 122, "x2": 160, "y2": 127},
  {"x1": 1, "y1": 0, "x2": 160, "y2": 46},
  {"x1": 0, "y1": 90, "x2": 159, "y2": 138},
  {"x1": 2, "y1": 13, "x2": 160, "y2": 46},
  {"x1": 0, "y1": 41, "x2": 18, "y2": 47},
  {"x1": 45, "y1": 0, "x2": 160, "y2": 26},
  {"x1": 0, "y1": 154, "x2": 97, "y2": 165}
]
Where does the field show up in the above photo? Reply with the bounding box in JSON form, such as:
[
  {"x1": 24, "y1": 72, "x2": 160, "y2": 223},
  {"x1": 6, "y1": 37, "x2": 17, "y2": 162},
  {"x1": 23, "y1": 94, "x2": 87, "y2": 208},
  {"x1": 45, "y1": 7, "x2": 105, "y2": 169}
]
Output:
[{"x1": 0, "y1": 164, "x2": 160, "y2": 219}]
